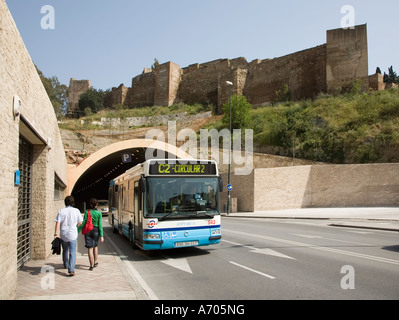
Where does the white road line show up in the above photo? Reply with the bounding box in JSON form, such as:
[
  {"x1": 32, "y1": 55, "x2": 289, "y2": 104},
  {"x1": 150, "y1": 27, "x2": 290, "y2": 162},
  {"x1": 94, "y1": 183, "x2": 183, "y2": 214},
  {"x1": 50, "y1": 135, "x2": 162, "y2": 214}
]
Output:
[
  {"x1": 223, "y1": 228, "x2": 399, "y2": 266},
  {"x1": 322, "y1": 236, "x2": 374, "y2": 246},
  {"x1": 292, "y1": 233, "x2": 374, "y2": 246},
  {"x1": 229, "y1": 261, "x2": 276, "y2": 279},
  {"x1": 292, "y1": 234, "x2": 323, "y2": 239},
  {"x1": 222, "y1": 239, "x2": 253, "y2": 250},
  {"x1": 106, "y1": 236, "x2": 159, "y2": 300},
  {"x1": 222, "y1": 239, "x2": 295, "y2": 259},
  {"x1": 346, "y1": 230, "x2": 374, "y2": 235}
]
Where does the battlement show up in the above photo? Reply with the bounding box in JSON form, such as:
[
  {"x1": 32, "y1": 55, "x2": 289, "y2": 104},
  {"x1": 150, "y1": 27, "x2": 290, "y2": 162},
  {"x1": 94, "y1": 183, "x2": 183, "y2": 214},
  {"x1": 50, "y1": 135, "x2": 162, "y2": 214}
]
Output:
[{"x1": 69, "y1": 24, "x2": 374, "y2": 113}]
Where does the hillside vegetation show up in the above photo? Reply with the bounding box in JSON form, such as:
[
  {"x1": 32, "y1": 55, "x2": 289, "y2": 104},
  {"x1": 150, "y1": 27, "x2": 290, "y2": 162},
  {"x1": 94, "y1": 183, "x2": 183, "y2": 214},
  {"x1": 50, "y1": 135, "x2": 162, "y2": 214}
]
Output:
[
  {"x1": 246, "y1": 88, "x2": 399, "y2": 164},
  {"x1": 204, "y1": 88, "x2": 399, "y2": 164},
  {"x1": 60, "y1": 88, "x2": 399, "y2": 164}
]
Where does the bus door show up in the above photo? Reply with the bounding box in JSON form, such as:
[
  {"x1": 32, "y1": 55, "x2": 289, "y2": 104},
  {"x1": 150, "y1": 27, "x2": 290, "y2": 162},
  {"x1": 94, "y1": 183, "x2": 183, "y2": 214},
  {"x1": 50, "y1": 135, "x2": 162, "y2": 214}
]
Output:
[{"x1": 117, "y1": 185, "x2": 125, "y2": 234}]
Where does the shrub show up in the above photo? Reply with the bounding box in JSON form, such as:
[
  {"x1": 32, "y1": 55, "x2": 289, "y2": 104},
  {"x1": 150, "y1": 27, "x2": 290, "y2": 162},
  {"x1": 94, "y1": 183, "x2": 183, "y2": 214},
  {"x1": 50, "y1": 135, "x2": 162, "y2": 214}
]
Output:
[{"x1": 222, "y1": 95, "x2": 252, "y2": 130}]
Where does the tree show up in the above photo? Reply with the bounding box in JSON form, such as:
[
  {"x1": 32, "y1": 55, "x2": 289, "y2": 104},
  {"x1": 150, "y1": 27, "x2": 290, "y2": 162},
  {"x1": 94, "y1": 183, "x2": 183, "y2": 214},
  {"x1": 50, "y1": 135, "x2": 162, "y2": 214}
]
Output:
[
  {"x1": 383, "y1": 66, "x2": 398, "y2": 84},
  {"x1": 275, "y1": 84, "x2": 291, "y2": 103},
  {"x1": 78, "y1": 88, "x2": 107, "y2": 115},
  {"x1": 36, "y1": 66, "x2": 68, "y2": 118},
  {"x1": 222, "y1": 95, "x2": 252, "y2": 130},
  {"x1": 151, "y1": 58, "x2": 160, "y2": 71}
]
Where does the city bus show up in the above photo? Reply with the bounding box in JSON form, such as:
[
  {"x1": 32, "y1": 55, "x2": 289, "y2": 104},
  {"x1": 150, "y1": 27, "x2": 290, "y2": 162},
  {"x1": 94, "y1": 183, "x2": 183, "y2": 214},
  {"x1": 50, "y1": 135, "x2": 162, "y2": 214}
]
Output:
[{"x1": 108, "y1": 159, "x2": 223, "y2": 250}]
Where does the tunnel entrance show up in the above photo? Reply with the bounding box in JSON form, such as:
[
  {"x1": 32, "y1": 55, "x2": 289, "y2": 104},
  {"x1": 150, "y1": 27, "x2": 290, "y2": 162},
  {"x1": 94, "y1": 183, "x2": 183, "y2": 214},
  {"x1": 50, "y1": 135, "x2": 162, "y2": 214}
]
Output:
[
  {"x1": 72, "y1": 147, "x2": 146, "y2": 209},
  {"x1": 68, "y1": 139, "x2": 191, "y2": 212}
]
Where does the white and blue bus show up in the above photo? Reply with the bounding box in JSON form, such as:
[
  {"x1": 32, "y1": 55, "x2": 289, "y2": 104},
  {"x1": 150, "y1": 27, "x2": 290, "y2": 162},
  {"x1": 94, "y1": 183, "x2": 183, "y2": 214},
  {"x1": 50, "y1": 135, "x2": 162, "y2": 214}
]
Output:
[{"x1": 108, "y1": 159, "x2": 223, "y2": 250}]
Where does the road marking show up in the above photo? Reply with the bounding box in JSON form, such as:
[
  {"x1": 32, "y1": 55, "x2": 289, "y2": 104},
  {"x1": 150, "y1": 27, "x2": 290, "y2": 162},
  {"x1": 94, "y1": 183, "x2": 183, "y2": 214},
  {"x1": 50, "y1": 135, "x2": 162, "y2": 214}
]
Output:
[
  {"x1": 106, "y1": 236, "x2": 159, "y2": 300},
  {"x1": 346, "y1": 230, "x2": 374, "y2": 235},
  {"x1": 161, "y1": 255, "x2": 193, "y2": 274},
  {"x1": 222, "y1": 239, "x2": 254, "y2": 250},
  {"x1": 293, "y1": 233, "x2": 374, "y2": 246},
  {"x1": 229, "y1": 261, "x2": 276, "y2": 279},
  {"x1": 222, "y1": 239, "x2": 295, "y2": 260},
  {"x1": 224, "y1": 229, "x2": 399, "y2": 266},
  {"x1": 293, "y1": 234, "x2": 323, "y2": 239},
  {"x1": 251, "y1": 248, "x2": 295, "y2": 259}
]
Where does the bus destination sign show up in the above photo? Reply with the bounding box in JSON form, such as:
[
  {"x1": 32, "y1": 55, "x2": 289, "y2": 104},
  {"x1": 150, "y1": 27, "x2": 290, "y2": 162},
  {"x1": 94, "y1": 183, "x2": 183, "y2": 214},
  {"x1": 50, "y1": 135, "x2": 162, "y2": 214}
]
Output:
[{"x1": 149, "y1": 161, "x2": 217, "y2": 175}]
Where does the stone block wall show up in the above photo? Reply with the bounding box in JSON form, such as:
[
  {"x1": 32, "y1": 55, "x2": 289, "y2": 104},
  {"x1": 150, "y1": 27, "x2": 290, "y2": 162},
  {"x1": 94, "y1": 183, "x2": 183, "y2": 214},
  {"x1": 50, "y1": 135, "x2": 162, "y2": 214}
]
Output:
[
  {"x1": 254, "y1": 166, "x2": 312, "y2": 210},
  {"x1": 244, "y1": 45, "x2": 327, "y2": 106},
  {"x1": 369, "y1": 73, "x2": 386, "y2": 91},
  {"x1": 154, "y1": 61, "x2": 181, "y2": 106},
  {"x1": 0, "y1": 0, "x2": 67, "y2": 299},
  {"x1": 218, "y1": 151, "x2": 319, "y2": 212},
  {"x1": 308, "y1": 164, "x2": 399, "y2": 207},
  {"x1": 68, "y1": 78, "x2": 90, "y2": 113},
  {"x1": 253, "y1": 163, "x2": 399, "y2": 211},
  {"x1": 220, "y1": 171, "x2": 255, "y2": 212},
  {"x1": 177, "y1": 59, "x2": 233, "y2": 106},
  {"x1": 128, "y1": 69, "x2": 156, "y2": 107},
  {"x1": 326, "y1": 24, "x2": 369, "y2": 93}
]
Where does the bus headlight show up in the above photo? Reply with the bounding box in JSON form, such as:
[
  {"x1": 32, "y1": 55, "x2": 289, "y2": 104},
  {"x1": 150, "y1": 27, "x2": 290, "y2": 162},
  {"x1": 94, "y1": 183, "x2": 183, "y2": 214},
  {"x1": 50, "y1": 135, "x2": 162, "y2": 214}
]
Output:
[
  {"x1": 211, "y1": 229, "x2": 221, "y2": 236},
  {"x1": 144, "y1": 233, "x2": 160, "y2": 240}
]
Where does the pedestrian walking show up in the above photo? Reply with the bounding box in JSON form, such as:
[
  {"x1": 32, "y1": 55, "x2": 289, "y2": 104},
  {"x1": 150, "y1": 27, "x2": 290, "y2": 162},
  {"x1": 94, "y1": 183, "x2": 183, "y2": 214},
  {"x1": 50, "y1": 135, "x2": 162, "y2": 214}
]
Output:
[
  {"x1": 54, "y1": 195, "x2": 83, "y2": 276},
  {"x1": 78, "y1": 198, "x2": 104, "y2": 270}
]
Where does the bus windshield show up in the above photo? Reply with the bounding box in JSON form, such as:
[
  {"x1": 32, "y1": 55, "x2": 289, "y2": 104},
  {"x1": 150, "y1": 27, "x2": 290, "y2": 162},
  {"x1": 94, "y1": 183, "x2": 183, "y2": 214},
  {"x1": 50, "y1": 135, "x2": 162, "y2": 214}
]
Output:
[{"x1": 145, "y1": 177, "x2": 220, "y2": 219}]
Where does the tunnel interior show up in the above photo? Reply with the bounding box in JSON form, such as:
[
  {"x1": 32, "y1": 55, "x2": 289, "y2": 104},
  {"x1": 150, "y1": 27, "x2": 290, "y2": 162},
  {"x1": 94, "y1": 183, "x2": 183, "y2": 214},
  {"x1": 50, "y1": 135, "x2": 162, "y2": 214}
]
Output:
[{"x1": 71, "y1": 147, "x2": 172, "y2": 211}]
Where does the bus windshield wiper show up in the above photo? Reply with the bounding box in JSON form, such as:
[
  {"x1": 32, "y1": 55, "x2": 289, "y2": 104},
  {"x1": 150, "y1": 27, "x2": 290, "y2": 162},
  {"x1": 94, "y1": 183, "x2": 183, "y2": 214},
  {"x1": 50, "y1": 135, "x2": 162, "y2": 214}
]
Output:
[
  {"x1": 158, "y1": 212, "x2": 174, "y2": 221},
  {"x1": 158, "y1": 211, "x2": 214, "y2": 221},
  {"x1": 194, "y1": 211, "x2": 214, "y2": 219}
]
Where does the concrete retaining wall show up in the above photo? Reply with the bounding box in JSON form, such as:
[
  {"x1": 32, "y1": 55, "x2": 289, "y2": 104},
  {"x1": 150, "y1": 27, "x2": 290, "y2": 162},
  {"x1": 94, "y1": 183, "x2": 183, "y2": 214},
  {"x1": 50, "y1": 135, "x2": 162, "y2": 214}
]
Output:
[{"x1": 254, "y1": 164, "x2": 399, "y2": 210}]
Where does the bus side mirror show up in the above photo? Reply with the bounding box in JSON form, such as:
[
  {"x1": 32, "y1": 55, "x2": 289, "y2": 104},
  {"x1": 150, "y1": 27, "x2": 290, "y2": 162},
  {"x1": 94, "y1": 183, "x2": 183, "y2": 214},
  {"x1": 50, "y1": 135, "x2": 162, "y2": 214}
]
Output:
[
  {"x1": 219, "y1": 177, "x2": 223, "y2": 192},
  {"x1": 140, "y1": 175, "x2": 147, "y2": 191}
]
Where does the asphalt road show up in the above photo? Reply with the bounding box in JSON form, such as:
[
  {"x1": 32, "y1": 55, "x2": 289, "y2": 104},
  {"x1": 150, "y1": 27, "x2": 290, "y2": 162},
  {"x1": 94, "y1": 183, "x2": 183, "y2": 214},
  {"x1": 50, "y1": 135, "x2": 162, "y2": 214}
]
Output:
[{"x1": 104, "y1": 217, "x2": 399, "y2": 300}]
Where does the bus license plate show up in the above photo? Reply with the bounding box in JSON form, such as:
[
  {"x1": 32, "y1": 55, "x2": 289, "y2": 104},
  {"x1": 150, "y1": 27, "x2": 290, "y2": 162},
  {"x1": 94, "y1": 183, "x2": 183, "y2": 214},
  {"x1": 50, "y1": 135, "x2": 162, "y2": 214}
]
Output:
[{"x1": 174, "y1": 241, "x2": 198, "y2": 247}]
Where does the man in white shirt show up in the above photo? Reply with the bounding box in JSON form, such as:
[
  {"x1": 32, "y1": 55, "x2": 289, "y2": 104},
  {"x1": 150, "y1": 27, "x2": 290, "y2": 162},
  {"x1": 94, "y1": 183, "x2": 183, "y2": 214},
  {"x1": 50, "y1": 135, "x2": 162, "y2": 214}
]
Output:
[{"x1": 54, "y1": 196, "x2": 83, "y2": 276}]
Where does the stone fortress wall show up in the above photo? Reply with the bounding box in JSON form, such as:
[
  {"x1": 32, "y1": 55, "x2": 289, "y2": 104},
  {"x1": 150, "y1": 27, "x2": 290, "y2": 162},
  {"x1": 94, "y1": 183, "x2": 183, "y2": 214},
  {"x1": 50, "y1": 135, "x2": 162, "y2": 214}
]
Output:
[
  {"x1": 69, "y1": 24, "x2": 387, "y2": 114},
  {"x1": 67, "y1": 78, "x2": 90, "y2": 114}
]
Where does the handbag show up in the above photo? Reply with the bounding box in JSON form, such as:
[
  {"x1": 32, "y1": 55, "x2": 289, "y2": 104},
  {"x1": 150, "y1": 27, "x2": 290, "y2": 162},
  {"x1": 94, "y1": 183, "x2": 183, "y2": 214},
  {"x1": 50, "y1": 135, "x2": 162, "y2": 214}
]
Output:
[{"x1": 82, "y1": 209, "x2": 93, "y2": 235}]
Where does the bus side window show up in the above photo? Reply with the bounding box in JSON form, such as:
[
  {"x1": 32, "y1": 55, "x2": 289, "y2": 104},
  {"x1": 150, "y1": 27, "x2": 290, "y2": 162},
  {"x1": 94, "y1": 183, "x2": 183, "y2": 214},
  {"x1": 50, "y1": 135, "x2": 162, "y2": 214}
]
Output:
[
  {"x1": 128, "y1": 180, "x2": 134, "y2": 213},
  {"x1": 134, "y1": 182, "x2": 139, "y2": 216}
]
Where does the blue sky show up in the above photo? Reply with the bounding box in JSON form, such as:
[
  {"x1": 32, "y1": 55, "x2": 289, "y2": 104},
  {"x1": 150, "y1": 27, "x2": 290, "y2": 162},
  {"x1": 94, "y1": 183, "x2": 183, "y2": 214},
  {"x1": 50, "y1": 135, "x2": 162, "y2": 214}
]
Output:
[{"x1": 5, "y1": 0, "x2": 399, "y2": 90}]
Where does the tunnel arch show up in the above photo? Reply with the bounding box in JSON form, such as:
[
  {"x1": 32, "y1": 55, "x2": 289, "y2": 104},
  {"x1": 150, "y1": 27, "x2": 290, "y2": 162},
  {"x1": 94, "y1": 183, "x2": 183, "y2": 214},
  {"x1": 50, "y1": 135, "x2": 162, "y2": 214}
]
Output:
[{"x1": 67, "y1": 139, "x2": 192, "y2": 204}]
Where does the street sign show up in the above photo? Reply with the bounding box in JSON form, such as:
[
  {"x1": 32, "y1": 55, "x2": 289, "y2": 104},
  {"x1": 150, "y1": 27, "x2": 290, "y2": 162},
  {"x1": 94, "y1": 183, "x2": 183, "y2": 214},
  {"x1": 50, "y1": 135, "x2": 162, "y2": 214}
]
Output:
[
  {"x1": 14, "y1": 170, "x2": 20, "y2": 186},
  {"x1": 227, "y1": 184, "x2": 233, "y2": 192},
  {"x1": 122, "y1": 153, "x2": 132, "y2": 163}
]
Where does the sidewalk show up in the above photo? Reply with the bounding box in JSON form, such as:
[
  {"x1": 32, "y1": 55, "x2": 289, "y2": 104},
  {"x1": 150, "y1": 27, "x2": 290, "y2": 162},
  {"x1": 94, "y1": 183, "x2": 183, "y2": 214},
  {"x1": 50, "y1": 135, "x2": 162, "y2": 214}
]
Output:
[
  {"x1": 225, "y1": 207, "x2": 399, "y2": 231},
  {"x1": 16, "y1": 226, "x2": 148, "y2": 300},
  {"x1": 16, "y1": 207, "x2": 399, "y2": 300}
]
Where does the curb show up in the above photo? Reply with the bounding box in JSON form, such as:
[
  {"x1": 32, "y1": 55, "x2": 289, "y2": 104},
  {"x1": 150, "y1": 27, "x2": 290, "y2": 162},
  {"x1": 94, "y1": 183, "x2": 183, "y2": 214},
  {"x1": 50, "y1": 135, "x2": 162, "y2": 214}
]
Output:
[
  {"x1": 329, "y1": 223, "x2": 399, "y2": 232},
  {"x1": 222, "y1": 214, "x2": 399, "y2": 232}
]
